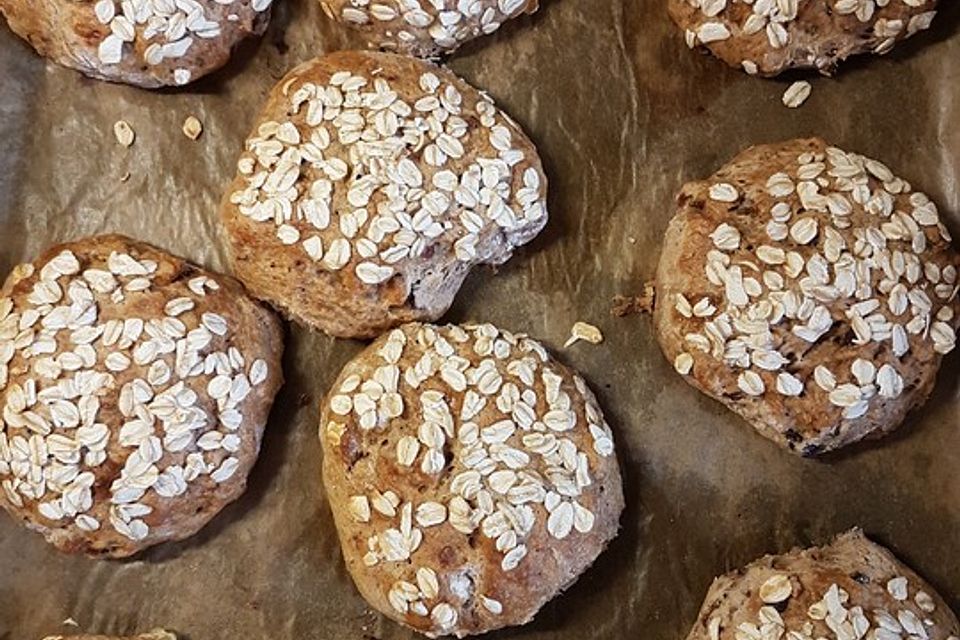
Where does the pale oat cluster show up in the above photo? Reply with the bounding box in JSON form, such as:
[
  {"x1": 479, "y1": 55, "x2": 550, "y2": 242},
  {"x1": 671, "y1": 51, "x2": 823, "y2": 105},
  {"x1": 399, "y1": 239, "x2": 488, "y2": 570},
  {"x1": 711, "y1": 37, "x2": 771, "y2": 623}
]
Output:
[
  {"x1": 712, "y1": 573, "x2": 960, "y2": 640},
  {"x1": 672, "y1": 146, "x2": 958, "y2": 420},
  {"x1": 228, "y1": 67, "x2": 546, "y2": 287},
  {"x1": 0, "y1": 248, "x2": 269, "y2": 543},
  {"x1": 681, "y1": 0, "x2": 937, "y2": 73},
  {"x1": 92, "y1": 0, "x2": 273, "y2": 85},
  {"x1": 323, "y1": 324, "x2": 615, "y2": 634},
  {"x1": 323, "y1": 0, "x2": 531, "y2": 53}
]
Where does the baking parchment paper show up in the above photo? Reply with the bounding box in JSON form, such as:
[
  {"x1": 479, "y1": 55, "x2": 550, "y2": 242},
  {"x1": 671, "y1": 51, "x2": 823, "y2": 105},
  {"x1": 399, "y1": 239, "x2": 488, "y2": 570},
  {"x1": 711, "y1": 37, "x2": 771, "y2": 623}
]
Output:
[{"x1": 0, "y1": 1, "x2": 958, "y2": 638}]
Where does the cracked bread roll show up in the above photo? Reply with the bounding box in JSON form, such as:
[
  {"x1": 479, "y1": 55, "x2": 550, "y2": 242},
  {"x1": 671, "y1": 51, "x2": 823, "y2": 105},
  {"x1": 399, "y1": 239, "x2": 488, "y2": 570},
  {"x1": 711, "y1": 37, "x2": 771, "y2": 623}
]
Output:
[
  {"x1": 669, "y1": 0, "x2": 939, "y2": 77},
  {"x1": 686, "y1": 529, "x2": 960, "y2": 640},
  {"x1": 320, "y1": 322, "x2": 623, "y2": 637},
  {"x1": 318, "y1": 0, "x2": 540, "y2": 58},
  {"x1": 222, "y1": 51, "x2": 548, "y2": 339},
  {"x1": 0, "y1": 235, "x2": 283, "y2": 557},
  {"x1": 654, "y1": 138, "x2": 960, "y2": 456},
  {"x1": 0, "y1": 0, "x2": 272, "y2": 88}
]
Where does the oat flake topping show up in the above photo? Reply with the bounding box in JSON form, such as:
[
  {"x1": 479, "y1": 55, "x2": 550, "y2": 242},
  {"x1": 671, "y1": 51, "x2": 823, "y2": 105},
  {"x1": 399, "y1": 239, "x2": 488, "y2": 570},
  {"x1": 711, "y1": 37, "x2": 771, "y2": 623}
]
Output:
[
  {"x1": 323, "y1": 323, "x2": 616, "y2": 634},
  {"x1": 672, "y1": 145, "x2": 958, "y2": 423},
  {"x1": 320, "y1": 0, "x2": 535, "y2": 55},
  {"x1": 228, "y1": 65, "x2": 546, "y2": 287},
  {"x1": 92, "y1": 0, "x2": 273, "y2": 85},
  {"x1": 711, "y1": 573, "x2": 955, "y2": 640},
  {"x1": 0, "y1": 247, "x2": 270, "y2": 543},
  {"x1": 680, "y1": 0, "x2": 937, "y2": 73}
]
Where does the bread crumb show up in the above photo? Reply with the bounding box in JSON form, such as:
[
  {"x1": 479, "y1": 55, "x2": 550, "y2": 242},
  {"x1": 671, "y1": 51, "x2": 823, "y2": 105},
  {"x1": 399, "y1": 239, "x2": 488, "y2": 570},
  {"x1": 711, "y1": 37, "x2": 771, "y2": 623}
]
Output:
[
  {"x1": 612, "y1": 281, "x2": 656, "y2": 316},
  {"x1": 113, "y1": 120, "x2": 135, "y2": 147},
  {"x1": 182, "y1": 116, "x2": 203, "y2": 140},
  {"x1": 782, "y1": 81, "x2": 811, "y2": 109},
  {"x1": 564, "y1": 322, "x2": 604, "y2": 348}
]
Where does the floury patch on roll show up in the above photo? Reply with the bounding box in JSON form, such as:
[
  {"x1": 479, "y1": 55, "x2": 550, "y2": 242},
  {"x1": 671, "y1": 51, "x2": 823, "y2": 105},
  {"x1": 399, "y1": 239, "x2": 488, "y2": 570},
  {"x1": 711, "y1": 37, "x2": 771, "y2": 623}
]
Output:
[
  {"x1": 0, "y1": 0, "x2": 273, "y2": 88},
  {"x1": 318, "y1": 0, "x2": 540, "y2": 58},
  {"x1": 0, "y1": 235, "x2": 283, "y2": 557},
  {"x1": 222, "y1": 51, "x2": 548, "y2": 339},
  {"x1": 668, "y1": 0, "x2": 939, "y2": 77},
  {"x1": 654, "y1": 138, "x2": 960, "y2": 456},
  {"x1": 320, "y1": 322, "x2": 623, "y2": 638},
  {"x1": 685, "y1": 530, "x2": 960, "y2": 640}
]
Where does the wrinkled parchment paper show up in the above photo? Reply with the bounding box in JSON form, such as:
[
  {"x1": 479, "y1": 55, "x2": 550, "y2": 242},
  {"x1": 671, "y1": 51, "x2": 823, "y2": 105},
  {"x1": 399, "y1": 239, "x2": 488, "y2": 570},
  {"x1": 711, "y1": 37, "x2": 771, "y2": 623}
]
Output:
[{"x1": 1, "y1": 1, "x2": 958, "y2": 638}]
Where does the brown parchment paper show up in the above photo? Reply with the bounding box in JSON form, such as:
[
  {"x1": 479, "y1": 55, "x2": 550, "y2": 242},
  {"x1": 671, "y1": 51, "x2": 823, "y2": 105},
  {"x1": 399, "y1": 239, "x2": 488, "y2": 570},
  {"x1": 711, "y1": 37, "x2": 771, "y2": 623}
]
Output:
[{"x1": 1, "y1": 1, "x2": 959, "y2": 639}]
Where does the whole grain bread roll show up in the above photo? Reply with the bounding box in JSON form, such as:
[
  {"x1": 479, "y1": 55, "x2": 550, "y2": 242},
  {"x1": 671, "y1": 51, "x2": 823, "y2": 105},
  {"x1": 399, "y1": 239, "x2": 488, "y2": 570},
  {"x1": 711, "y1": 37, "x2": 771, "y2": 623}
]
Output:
[
  {"x1": 320, "y1": 322, "x2": 624, "y2": 637},
  {"x1": 318, "y1": 0, "x2": 540, "y2": 58},
  {"x1": 654, "y1": 138, "x2": 960, "y2": 456},
  {"x1": 222, "y1": 51, "x2": 548, "y2": 339},
  {"x1": 0, "y1": 235, "x2": 284, "y2": 557},
  {"x1": 669, "y1": 0, "x2": 939, "y2": 77},
  {"x1": 686, "y1": 530, "x2": 960, "y2": 640},
  {"x1": 0, "y1": 0, "x2": 272, "y2": 88}
]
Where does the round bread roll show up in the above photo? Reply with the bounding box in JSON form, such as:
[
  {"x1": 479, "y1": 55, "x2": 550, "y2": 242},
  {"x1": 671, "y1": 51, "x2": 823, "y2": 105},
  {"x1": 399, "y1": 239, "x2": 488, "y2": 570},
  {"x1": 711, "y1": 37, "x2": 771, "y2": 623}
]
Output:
[
  {"x1": 43, "y1": 631, "x2": 175, "y2": 640},
  {"x1": 668, "y1": 0, "x2": 939, "y2": 77},
  {"x1": 320, "y1": 322, "x2": 623, "y2": 637},
  {"x1": 686, "y1": 529, "x2": 960, "y2": 640},
  {"x1": 221, "y1": 51, "x2": 548, "y2": 339},
  {"x1": 318, "y1": 0, "x2": 539, "y2": 58},
  {"x1": 0, "y1": 235, "x2": 283, "y2": 557},
  {"x1": 654, "y1": 138, "x2": 960, "y2": 457},
  {"x1": 0, "y1": 0, "x2": 273, "y2": 88}
]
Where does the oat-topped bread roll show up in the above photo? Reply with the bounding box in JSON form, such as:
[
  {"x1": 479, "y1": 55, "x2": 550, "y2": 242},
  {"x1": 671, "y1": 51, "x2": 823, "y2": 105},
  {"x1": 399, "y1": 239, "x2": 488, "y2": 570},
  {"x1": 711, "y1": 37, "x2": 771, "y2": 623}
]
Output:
[
  {"x1": 0, "y1": 235, "x2": 283, "y2": 557},
  {"x1": 669, "y1": 0, "x2": 939, "y2": 76},
  {"x1": 44, "y1": 631, "x2": 175, "y2": 640},
  {"x1": 0, "y1": 0, "x2": 272, "y2": 88},
  {"x1": 654, "y1": 138, "x2": 959, "y2": 457},
  {"x1": 320, "y1": 322, "x2": 623, "y2": 637},
  {"x1": 686, "y1": 530, "x2": 960, "y2": 640},
  {"x1": 222, "y1": 51, "x2": 548, "y2": 339},
  {"x1": 318, "y1": 0, "x2": 539, "y2": 58}
]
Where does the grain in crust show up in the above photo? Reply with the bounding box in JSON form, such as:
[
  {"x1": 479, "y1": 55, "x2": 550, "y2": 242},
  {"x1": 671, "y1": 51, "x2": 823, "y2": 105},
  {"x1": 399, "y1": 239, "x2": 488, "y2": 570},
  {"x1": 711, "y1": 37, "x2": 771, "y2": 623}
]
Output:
[
  {"x1": 318, "y1": 0, "x2": 540, "y2": 58},
  {"x1": 0, "y1": 0, "x2": 273, "y2": 88},
  {"x1": 222, "y1": 51, "x2": 548, "y2": 339},
  {"x1": 686, "y1": 529, "x2": 960, "y2": 640},
  {"x1": 0, "y1": 235, "x2": 284, "y2": 557},
  {"x1": 668, "y1": 0, "x2": 939, "y2": 77},
  {"x1": 319, "y1": 322, "x2": 624, "y2": 637},
  {"x1": 654, "y1": 138, "x2": 960, "y2": 456}
]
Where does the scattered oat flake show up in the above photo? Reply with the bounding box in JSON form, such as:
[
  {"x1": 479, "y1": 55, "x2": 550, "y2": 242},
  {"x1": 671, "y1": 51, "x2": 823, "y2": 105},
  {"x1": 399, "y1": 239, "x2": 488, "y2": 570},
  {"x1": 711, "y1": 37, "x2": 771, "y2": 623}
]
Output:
[
  {"x1": 113, "y1": 120, "x2": 135, "y2": 147},
  {"x1": 182, "y1": 116, "x2": 203, "y2": 140},
  {"x1": 564, "y1": 322, "x2": 603, "y2": 348},
  {"x1": 782, "y1": 81, "x2": 812, "y2": 109},
  {"x1": 63, "y1": 618, "x2": 79, "y2": 627}
]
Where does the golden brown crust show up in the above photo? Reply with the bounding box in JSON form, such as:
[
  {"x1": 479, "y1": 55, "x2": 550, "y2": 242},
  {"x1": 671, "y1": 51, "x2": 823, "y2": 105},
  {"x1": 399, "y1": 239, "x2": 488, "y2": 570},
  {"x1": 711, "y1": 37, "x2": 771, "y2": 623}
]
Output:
[
  {"x1": 654, "y1": 138, "x2": 960, "y2": 456},
  {"x1": 668, "y1": 0, "x2": 940, "y2": 77},
  {"x1": 319, "y1": 322, "x2": 623, "y2": 637},
  {"x1": 318, "y1": 0, "x2": 540, "y2": 58},
  {"x1": 0, "y1": 235, "x2": 284, "y2": 557},
  {"x1": 0, "y1": 0, "x2": 272, "y2": 88},
  {"x1": 221, "y1": 51, "x2": 548, "y2": 339},
  {"x1": 686, "y1": 530, "x2": 960, "y2": 640}
]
